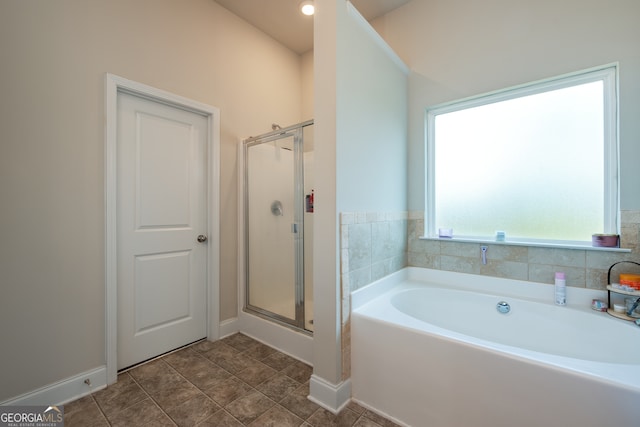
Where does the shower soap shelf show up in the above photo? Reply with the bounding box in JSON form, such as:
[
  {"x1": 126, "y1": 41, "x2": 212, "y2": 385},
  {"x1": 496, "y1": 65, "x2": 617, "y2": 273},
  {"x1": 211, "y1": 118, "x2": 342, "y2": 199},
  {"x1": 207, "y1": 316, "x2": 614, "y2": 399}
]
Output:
[{"x1": 605, "y1": 261, "x2": 640, "y2": 321}]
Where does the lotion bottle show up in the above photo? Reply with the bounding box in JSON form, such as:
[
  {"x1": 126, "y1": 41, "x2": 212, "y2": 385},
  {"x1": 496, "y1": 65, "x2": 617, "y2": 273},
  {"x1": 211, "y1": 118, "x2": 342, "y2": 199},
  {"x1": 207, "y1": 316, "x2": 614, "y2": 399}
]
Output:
[{"x1": 555, "y1": 272, "x2": 566, "y2": 306}]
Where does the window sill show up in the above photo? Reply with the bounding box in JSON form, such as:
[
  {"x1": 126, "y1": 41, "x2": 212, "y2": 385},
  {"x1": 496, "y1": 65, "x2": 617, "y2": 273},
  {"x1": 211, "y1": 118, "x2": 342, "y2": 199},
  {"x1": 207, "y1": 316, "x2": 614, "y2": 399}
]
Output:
[{"x1": 419, "y1": 236, "x2": 631, "y2": 252}]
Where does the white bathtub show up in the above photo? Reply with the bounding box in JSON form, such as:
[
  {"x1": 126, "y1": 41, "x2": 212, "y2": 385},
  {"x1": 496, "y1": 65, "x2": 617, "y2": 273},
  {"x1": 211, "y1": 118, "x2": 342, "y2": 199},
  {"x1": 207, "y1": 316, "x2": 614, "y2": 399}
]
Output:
[{"x1": 351, "y1": 267, "x2": 640, "y2": 427}]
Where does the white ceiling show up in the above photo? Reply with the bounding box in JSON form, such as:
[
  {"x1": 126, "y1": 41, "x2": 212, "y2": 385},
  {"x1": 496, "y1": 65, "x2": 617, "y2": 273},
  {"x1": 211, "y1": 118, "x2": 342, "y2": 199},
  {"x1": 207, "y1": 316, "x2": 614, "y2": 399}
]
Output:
[{"x1": 214, "y1": 0, "x2": 410, "y2": 54}]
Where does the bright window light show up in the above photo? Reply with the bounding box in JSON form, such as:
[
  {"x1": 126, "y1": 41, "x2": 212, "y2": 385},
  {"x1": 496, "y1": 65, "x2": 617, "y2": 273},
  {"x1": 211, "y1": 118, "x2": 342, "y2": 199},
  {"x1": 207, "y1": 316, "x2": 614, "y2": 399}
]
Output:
[{"x1": 426, "y1": 65, "x2": 618, "y2": 244}]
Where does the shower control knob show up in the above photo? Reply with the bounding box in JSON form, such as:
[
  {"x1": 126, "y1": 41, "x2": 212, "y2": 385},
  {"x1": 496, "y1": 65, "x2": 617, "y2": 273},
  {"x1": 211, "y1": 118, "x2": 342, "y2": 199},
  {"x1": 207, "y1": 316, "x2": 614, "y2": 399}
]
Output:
[{"x1": 197, "y1": 234, "x2": 208, "y2": 243}]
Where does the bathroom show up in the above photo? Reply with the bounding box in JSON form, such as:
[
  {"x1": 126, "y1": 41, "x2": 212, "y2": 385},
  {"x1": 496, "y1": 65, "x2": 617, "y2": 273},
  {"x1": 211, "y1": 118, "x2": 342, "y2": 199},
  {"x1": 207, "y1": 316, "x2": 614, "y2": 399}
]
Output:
[{"x1": 2, "y1": 0, "x2": 640, "y2": 424}]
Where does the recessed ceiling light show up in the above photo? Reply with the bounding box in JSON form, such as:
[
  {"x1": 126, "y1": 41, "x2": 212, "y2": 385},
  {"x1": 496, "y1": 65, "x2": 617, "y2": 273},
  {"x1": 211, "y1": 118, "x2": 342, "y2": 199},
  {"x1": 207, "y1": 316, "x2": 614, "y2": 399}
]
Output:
[{"x1": 300, "y1": 1, "x2": 315, "y2": 16}]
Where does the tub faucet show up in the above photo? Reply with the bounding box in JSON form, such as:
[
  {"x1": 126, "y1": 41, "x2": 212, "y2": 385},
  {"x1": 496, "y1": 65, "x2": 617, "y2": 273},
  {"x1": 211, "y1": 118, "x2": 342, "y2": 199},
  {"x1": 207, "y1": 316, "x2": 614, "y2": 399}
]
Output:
[{"x1": 626, "y1": 297, "x2": 640, "y2": 317}]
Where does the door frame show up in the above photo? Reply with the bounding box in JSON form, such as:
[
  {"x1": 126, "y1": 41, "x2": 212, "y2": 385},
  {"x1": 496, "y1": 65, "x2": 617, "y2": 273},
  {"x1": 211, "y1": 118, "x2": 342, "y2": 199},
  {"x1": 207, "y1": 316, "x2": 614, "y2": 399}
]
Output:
[{"x1": 104, "y1": 73, "x2": 220, "y2": 384}]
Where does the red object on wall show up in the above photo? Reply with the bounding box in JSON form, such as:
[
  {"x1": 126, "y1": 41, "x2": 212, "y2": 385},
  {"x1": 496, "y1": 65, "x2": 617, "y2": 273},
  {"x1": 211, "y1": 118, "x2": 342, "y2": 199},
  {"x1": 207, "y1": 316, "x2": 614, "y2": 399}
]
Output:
[{"x1": 306, "y1": 189, "x2": 314, "y2": 213}]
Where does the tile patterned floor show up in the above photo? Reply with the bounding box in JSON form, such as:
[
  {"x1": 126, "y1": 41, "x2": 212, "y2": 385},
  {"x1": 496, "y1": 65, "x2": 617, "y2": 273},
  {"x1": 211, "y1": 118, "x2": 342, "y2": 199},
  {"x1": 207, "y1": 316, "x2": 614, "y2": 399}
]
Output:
[{"x1": 64, "y1": 333, "x2": 400, "y2": 426}]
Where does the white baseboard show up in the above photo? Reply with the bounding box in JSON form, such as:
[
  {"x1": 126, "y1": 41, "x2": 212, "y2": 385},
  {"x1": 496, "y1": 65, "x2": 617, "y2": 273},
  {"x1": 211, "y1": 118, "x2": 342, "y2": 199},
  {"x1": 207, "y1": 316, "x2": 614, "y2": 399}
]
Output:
[
  {"x1": 238, "y1": 311, "x2": 313, "y2": 365},
  {"x1": 308, "y1": 375, "x2": 351, "y2": 414},
  {"x1": 0, "y1": 316, "x2": 311, "y2": 406},
  {"x1": 350, "y1": 398, "x2": 410, "y2": 427},
  {"x1": 218, "y1": 317, "x2": 239, "y2": 339},
  {"x1": 1, "y1": 366, "x2": 107, "y2": 406}
]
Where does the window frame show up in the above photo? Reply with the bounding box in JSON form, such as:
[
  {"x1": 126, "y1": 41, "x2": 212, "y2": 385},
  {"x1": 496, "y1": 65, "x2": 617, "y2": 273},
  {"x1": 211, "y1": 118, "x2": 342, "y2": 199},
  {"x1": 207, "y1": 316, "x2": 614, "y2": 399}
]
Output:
[{"x1": 425, "y1": 64, "x2": 619, "y2": 246}]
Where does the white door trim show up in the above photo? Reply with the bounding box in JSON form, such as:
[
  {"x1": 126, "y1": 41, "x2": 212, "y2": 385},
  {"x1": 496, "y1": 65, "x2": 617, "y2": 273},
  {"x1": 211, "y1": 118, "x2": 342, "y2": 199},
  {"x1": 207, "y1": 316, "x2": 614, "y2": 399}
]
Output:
[{"x1": 105, "y1": 73, "x2": 220, "y2": 384}]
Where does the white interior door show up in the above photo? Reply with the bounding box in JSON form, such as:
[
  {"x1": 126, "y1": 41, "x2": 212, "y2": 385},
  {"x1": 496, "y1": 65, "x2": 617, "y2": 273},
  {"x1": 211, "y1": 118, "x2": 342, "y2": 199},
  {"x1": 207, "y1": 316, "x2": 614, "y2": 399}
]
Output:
[{"x1": 116, "y1": 91, "x2": 208, "y2": 370}]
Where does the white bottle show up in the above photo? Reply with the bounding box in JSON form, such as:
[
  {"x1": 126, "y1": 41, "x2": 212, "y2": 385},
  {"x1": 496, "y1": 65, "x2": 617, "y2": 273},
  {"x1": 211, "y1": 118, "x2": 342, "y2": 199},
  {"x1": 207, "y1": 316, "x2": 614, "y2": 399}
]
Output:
[{"x1": 555, "y1": 272, "x2": 566, "y2": 306}]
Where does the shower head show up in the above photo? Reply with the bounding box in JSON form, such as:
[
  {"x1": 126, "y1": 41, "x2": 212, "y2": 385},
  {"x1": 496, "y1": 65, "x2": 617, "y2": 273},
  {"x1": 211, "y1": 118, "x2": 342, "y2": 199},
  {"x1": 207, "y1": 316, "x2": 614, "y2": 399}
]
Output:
[{"x1": 271, "y1": 123, "x2": 281, "y2": 130}]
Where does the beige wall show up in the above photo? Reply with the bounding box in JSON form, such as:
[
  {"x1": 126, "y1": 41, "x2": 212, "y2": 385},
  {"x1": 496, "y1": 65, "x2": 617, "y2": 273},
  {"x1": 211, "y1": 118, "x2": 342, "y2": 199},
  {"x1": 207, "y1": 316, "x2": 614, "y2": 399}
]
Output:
[
  {"x1": 301, "y1": 50, "x2": 314, "y2": 121},
  {"x1": 371, "y1": 0, "x2": 640, "y2": 212},
  {"x1": 0, "y1": 0, "x2": 304, "y2": 402}
]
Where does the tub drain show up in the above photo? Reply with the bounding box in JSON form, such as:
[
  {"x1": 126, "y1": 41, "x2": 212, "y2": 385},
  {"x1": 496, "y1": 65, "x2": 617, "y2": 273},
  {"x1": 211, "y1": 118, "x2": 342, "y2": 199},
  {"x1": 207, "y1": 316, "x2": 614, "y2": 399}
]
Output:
[{"x1": 496, "y1": 301, "x2": 511, "y2": 314}]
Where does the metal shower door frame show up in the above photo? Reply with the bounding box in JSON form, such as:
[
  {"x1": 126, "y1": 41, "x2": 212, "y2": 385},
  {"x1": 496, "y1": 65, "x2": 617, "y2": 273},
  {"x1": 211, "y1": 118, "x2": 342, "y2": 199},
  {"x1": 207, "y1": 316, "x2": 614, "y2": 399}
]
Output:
[{"x1": 242, "y1": 120, "x2": 312, "y2": 332}]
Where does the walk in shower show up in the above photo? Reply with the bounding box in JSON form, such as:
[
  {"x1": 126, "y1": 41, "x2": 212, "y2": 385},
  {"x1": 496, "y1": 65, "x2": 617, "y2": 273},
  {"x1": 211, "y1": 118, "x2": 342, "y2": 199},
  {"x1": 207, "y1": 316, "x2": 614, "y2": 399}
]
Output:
[{"x1": 242, "y1": 120, "x2": 314, "y2": 333}]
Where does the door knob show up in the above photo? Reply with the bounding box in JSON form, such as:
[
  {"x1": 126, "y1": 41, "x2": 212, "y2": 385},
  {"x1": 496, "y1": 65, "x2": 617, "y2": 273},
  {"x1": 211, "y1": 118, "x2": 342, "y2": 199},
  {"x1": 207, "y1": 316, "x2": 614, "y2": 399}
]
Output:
[{"x1": 197, "y1": 234, "x2": 208, "y2": 243}]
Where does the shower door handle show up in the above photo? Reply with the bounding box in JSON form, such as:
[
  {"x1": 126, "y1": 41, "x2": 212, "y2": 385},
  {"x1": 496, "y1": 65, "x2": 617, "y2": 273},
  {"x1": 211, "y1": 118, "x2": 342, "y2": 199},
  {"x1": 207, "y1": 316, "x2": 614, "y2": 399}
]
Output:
[
  {"x1": 197, "y1": 234, "x2": 208, "y2": 243},
  {"x1": 291, "y1": 223, "x2": 298, "y2": 234}
]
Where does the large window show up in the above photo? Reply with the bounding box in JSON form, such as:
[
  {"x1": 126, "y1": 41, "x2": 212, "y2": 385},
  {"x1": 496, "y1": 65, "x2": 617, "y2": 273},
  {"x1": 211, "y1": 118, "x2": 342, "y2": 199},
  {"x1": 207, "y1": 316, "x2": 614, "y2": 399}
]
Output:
[{"x1": 426, "y1": 65, "x2": 618, "y2": 244}]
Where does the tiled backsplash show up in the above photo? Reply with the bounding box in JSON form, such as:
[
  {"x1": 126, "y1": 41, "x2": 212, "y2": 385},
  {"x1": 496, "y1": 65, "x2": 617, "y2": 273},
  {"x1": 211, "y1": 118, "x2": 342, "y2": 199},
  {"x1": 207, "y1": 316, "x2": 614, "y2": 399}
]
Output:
[
  {"x1": 340, "y1": 212, "x2": 408, "y2": 292},
  {"x1": 408, "y1": 210, "x2": 640, "y2": 289},
  {"x1": 340, "y1": 209, "x2": 640, "y2": 379}
]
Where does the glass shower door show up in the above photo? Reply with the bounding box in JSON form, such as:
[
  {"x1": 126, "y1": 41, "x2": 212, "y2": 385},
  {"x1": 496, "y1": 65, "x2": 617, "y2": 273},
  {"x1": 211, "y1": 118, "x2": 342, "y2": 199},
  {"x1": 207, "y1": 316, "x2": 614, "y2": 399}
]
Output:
[{"x1": 244, "y1": 126, "x2": 306, "y2": 330}]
